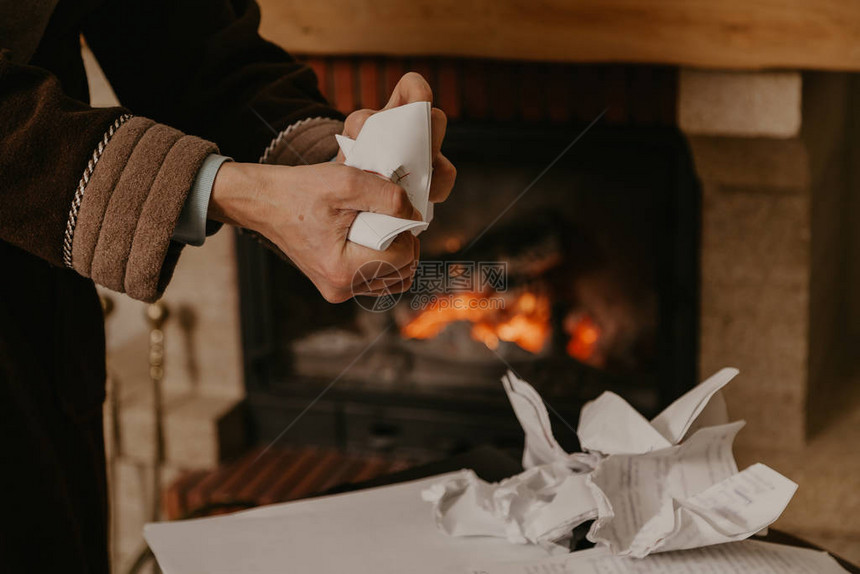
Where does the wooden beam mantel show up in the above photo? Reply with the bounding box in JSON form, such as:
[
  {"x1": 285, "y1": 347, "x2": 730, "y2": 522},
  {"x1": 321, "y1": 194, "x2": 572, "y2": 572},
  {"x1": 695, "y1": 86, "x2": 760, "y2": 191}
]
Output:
[{"x1": 258, "y1": 0, "x2": 860, "y2": 71}]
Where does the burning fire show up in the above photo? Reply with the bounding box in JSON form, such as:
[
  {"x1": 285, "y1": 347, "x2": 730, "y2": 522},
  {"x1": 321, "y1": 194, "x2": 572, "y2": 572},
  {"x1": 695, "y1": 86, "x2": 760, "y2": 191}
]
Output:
[
  {"x1": 401, "y1": 289, "x2": 604, "y2": 363},
  {"x1": 565, "y1": 313, "x2": 601, "y2": 363},
  {"x1": 401, "y1": 291, "x2": 551, "y2": 353}
]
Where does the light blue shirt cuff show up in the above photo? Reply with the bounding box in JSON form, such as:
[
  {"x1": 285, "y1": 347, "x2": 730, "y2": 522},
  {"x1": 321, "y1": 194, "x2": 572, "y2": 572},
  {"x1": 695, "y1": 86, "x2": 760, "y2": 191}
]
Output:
[{"x1": 172, "y1": 154, "x2": 232, "y2": 246}]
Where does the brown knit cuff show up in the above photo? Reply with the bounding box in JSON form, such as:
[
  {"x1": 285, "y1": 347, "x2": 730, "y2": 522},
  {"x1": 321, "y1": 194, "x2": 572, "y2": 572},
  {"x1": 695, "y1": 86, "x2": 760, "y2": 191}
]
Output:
[
  {"x1": 71, "y1": 117, "x2": 217, "y2": 302},
  {"x1": 260, "y1": 117, "x2": 343, "y2": 166}
]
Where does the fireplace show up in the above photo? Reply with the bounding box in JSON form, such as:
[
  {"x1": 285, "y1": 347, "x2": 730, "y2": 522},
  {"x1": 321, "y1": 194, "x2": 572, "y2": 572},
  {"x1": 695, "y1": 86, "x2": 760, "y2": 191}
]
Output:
[{"x1": 237, "y1": 60, "x2": 701, "y2": 458}]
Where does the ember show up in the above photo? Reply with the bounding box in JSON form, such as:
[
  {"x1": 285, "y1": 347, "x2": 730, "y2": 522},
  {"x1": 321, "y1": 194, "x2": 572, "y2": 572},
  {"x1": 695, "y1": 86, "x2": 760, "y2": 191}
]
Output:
[{"x1": 565, "y1": 313, "x2": 601, "y2": 364}]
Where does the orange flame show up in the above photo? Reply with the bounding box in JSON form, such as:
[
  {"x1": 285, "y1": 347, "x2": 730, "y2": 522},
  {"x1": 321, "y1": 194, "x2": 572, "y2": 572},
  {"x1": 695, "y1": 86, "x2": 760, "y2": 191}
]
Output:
[
  {"x1": 401, "y1": 291, "x2": 551, "y2": 353},
  {"x1": 565, "y1": 314, "x2": 601, "y2": 362}
]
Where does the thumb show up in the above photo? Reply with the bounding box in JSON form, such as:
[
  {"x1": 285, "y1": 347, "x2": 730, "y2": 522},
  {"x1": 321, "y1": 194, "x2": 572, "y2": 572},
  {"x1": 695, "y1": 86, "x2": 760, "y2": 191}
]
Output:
[{"x1": 384, "y1": 72, "x2": 433, "y2": 109}]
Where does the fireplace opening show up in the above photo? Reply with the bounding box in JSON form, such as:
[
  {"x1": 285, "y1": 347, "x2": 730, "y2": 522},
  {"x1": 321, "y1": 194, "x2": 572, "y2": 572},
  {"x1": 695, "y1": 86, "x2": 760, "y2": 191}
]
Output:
[{"x1": 237, "y1": 73, "x2": 701, "y2": 459}]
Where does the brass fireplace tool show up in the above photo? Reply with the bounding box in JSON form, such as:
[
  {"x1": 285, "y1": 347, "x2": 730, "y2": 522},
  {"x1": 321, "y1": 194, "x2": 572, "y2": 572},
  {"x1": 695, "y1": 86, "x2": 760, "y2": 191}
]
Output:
[
  {"x1": 103, "y1": 297, "x2": 170, "y2": 574},
  {"x1": 143, "y1": 301, "x2": 169, "y2": 574},
  {"x1": 101, "y1": 294, "x2": 121, "y2": 571}
]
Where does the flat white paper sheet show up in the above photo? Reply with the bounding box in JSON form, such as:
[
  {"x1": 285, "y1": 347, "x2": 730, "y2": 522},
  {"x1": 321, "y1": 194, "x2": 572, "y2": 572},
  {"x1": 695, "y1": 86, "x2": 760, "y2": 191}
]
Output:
[
  {"x1": 468, "y1": 540, "x2": 850, "y2": 574},
  {"x1": 144, "y1": 473, "x2": 553, "y2": 574},
  {"x1": 338, "y1": 101, "x2": 433, "y2": 251}
]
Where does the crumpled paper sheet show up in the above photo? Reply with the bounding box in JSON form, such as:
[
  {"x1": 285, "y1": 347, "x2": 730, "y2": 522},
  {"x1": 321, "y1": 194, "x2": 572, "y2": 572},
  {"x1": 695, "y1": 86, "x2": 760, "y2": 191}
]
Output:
[
  {"x1": 336, "y1": 101, "x2": 433, "y2": 251},
  {"x1": 421, "y1": 463, "x2": 595, "y2": 550},
  {"x1": 422, "y1": 368, "x2": 798, "y2": 556}
]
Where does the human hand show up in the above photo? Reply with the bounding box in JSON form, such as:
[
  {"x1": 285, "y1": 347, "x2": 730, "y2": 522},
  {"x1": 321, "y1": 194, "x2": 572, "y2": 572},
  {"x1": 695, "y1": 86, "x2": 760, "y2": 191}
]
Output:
[
  {"x1": 208, "y1": 72, "x2": 455, "y2": 304},
  {"x1": 208, "y1": 161, "x2": 421, "y2": 302}
]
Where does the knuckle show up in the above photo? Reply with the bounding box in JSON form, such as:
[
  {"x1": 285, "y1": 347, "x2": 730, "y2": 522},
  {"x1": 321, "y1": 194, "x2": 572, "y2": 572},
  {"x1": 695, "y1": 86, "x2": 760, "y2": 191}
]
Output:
[
  {"x1": 446, "y1": 160, "x2": 457, "y2": 181},
  {"x1": 431, "y1": 107, "x2": 447, "y2": 126},
  {"x1": 388, "y1": 247, "x2": 412, "y2": 270},
  {"x1": 345, "y1": 109, "x2": 373, "y2": 134},
  {"x1": 387, "y1": 185, "x2": 410, "y2": 215}
]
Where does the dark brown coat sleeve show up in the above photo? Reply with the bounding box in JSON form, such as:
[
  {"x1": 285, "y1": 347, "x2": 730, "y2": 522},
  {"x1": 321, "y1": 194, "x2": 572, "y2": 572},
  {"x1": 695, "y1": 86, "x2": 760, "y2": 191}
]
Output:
[
  {"x1": 82, "y1": 0, "x2": 345, "y2": 164},
  {"x1": 0, "y1": 50, "x2": 216, "y2": 302}
]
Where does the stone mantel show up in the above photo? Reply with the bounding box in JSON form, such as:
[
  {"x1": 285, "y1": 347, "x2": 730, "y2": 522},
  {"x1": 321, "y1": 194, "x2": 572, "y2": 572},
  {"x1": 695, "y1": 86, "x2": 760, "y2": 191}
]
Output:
[{"x1": 680, "y1": 71, "x2": 851, "y2": 450}]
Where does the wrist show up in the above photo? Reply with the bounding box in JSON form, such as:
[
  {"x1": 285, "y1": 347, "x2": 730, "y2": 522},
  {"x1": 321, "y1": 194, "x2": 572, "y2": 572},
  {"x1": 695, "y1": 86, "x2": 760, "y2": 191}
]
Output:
[{"x1": 208, "y1": 162, "x2": 264, "y2": 229}]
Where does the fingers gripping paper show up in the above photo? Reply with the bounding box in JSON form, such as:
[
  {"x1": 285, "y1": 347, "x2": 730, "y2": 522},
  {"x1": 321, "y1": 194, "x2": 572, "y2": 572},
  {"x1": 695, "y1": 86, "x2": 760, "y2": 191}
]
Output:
[{"x1": 337, "y1": 101, "x2": 434, "y2": 251}]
